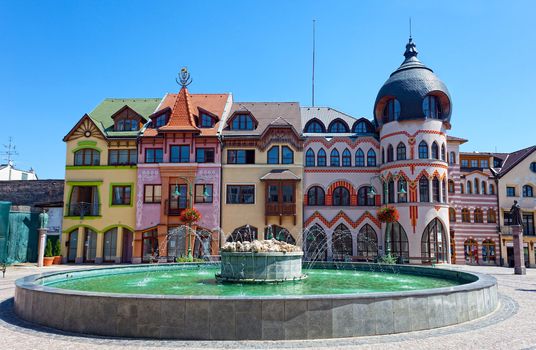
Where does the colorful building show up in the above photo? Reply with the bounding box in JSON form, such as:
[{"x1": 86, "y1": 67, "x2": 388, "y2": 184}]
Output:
[
  {"x1": 220, "y1": 102, "x2": 304, "y2": 245},
  {"x1": 135, "y1": 78, "x2": 231, "y2": 263},
  {"x1": 62, "y1": 98, "x2": 161, "y2": 263}
]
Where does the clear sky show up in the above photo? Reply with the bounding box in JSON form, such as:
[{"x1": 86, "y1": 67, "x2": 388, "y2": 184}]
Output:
[{"x1": 1, "y1": 0, "x2": 535, "y2": 179}]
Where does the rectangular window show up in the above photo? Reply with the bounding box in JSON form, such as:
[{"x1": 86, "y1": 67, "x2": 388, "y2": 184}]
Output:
[
  {"x1": 144, "y1": 184, "x2": 162, "y2": 203},
  {"x1": 111, "y1": 185, "x2": 131, "y2": 205},
  {"x1": 196, "y1": 148, "x2": 215, "y2": 163},
  {"x1": 169, "y1": 184, "x2": 188, "y2": 210},
  {"x1": 170, "y1": 145, "x2": 190, "y2": 163},
  {"x1": 480, "y1": 160, "x2": 489, "y2": 168},
  {"x1": 226, "y1": 185, "x2": 255, "y2": 204},
  {"x1": 109, "y1": 149, "x2": 137, "y2": 165},
  {"x1": 461, "y1": 159, "x2": 468, "y2": 167},
  {"x1": 155, "y1": 114, "x2": 167, "y2": 127},
  {"x1": 523, "y1": 213, "x2": 535, "y2": 235},
  {"x1": 282, "y1": 184, "x2": 294, "y2": 203},
  {"x1": 504, "y1": 211, "x2": 513, "y2": 226},
  {"x1": 227, "y1": 150, "x2": 255, "y2": 164},
  {"x1": 506, "y1": 187, "x2": 516, "y2": 197},
  {"x1": 200, "y1": 113, "x2": 215, "y2": 128},
  {"x1": 195, "y1": 184, "x2": 213, "y2": 203},
  {"x1": 145, "y1": 148, "x2": 163, "y2": 163},
  {"x1": 471, "y1": 160, "x2": 478, "y2": 168},
  {"x1": 267, "y1": 185, "x2": 279, "y2": 203}
]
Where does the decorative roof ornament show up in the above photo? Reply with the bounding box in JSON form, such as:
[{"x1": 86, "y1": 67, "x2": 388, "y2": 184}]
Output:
[
  {"x1": 404, "y1": 37, "x2": 418, "y2": 60},
  {"x1": 176, "y1": 67, "x2": 192, "y2": 87}
]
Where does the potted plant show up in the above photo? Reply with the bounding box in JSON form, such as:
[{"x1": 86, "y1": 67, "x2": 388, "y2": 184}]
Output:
[
  {"x1": 53, "y1": 239, "x2": 62, "y2": 264},
  {"x1": 43, "y1": 239, "x2": 54, "y2": 266},
  {"x1": 180, "y1": 207, "x2": 201, "y2": 224},
  {"x1": 377, "y1": 206, "x2": 400, "y2": 223}
]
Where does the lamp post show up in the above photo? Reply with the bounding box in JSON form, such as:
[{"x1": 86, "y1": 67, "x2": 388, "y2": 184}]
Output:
[{"x1": 171, "y1": 176, "x2": 210, "y2": 260}]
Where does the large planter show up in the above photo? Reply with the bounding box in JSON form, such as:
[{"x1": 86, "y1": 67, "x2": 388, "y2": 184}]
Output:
[
  {"x1": 52, "y1": 256, "x2": 62, "y2": 265},
  {"x1": 43, "y1": 257, "x2": 54, "y2": 266},
  {"x1": 217, "y1": 251, "x2": 305, "y2": 282}
]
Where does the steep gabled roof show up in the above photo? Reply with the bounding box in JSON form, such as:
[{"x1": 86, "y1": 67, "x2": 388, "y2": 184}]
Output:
[
  {"x1": 447, "y1": 135, "x2": 468, "y2": 144},
  {"x1": 159, "y1": 87, "x2": 198, "y2": 132},
  {"x1": 496, "y1": 145, "x2": 536, "y2": 178},
  {"x1": 63, "y1": 114, "x2": 107, "y2": 141}
]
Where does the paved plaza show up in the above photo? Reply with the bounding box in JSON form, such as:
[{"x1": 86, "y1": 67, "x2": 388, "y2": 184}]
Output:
[{"x1": 0, "y1": 264, "x2": 535, "y2": 350}]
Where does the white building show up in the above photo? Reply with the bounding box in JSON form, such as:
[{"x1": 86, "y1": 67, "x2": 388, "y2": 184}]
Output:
[{"x1": 0, "y1": 161, "x2": 38, "y2": 180}]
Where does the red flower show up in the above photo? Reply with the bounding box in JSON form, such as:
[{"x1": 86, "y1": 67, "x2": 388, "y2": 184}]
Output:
[
  {"x1": 377, "y1": 206, "x2": 400, "y2": 223},
  {"x1": 181, "y1": 208, "x2": 201, "y2": 224}
]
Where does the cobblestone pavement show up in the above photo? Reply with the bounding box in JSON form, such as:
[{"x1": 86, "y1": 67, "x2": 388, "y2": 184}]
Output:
[{"x1": 0, "y1": 264, "x2": 535, "y2": 350}]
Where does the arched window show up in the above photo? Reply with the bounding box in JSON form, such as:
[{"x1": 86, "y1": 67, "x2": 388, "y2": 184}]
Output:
[
  {"x1": 523, "y1": 185, "x2": 534, "y2": 197},
  {"x1": 464, "y1": 239, "x2": 478, "y2": 264},
  {"x1": 357, "y1": 224, "x2": 378, "y2": 258},
  {"x1": 448, "y1": 180, "x2": 455, "y2": 193},
  {"x1": 423, "y1": 95, "x2": 443, "y2": 119},
  {"x1": 481, "y1": 181, "x2": 487, "y2": 195},
  {"x1": 419, "y1": 177, "x2": 429, "y2": 202},
  {"x1": 367, "y1": 149, "x2": 377, "y2": 167},
  {"x1": 431, "y1": 142, "x2": 439, "y2": 159},
  {"x1": 385, "y1": 222, "x2": 409, "y2": 260},
  {"x1": 74, "y1": 148, "x2": 100, "y2": 166},
  {"x1": 332, "y1": 186, "x2": 350, "y2": 206},
  {"x1": 474, "y1": 208, "x2": 483, "y2": 223},
  {"x1": 317, "y1": 148, "x2": 327, "y2": 167},
  {"x1": 342, "y1": 149, "x2": 351, "y2": 167},
  {"x1": 387, "y1": 144, "x2": 394, "y2": 162},
  {"x1": 382, "y1": 98, "x2": 400, "y2": 123},
  {"x1": 353, "y1": 121, "x2": 367, "y2": 133},
  {"x1": 304, "y1": 119, "x2": 325, "y2": 133},
  {"x1": 462, "y1": 208, "x2": 471, "y2": 222},
  {"x1": 307, "y1": 186, "x2": 325, "y2": 206},
  {"x1": 328, "y1": 120, "x2": 349, "y2": 133},
  {"x1": 441, "y1": 144, "x2": 446, "y2": 161},
  {"x1": 303, "y1": 224, "x2": 327, "y2": 261},
  {"x1": 487, "y1": 208, "x2": 496, "y2": 223},
  {"x1": 396, "y1": 143, "x2": 406, "y2": 160},
  {"x1": 103, "y1": 228, "x2": 118, "y2": 262},
  {"x1": 449, "y1": 151, "x2": 456, "y2": 165},
  {"x1": 330, "y1": 149, "x2": 340, "y2": 167},
  {"x1": 67, "y1": 229, "x2": 78, "y2": 262},
  {"x1": 382, "y1": 181, "x2": 388, "y2": 205},
  {"x1": 305, "y1": 149, "x2": 315, "y2": 166},
  {"x1": 83, "y1": 229, "x2": 98, "y2": 263},
  {"x1": 265, "y1": 225, "x2": 295, "y2": 244},
  {"x1": 267, "y1": 146, "x2": 279, "y2": 164},
  {"x1": 474, "y1": 179, "x2": 480, "y2": 194},
  {"x1": 460, "y1": 183, "x2": 465, "y2": 194},
  {"x1": 449, "y1": 208, "x2": 456, "y2": 222},
  {"x1": 355, "y1": 148, "x2": 365, "y2": 167},
  {"x1": 281, "y1": 146, "x2": 294, "y2": 164},
  {"x1": 332, "y1": 224, "x2": 353, "y2": 260},
  {"x1": 467, "y1": 181, "x2": 473, "y2": 194},
  {"x1": 432, "y1": 177, "x2": 440, "y2": 202},
  {"x1": 489, "y1": 183, "x2": 495, "y2": 195},
  {"x1": 421, "y1": 218, "x2": 447, "y2": 262},
  {"x1": 419, "y1": 141, "x2": 428, "y2": 159},
  {"x1": 398, "y1": 179, "x2": 408, "y2": 203},
  {"x1": 227, "y1": 225, "x2": 258, "y2": 242},
  {"x1": 357, "y1": 186, "x2": 375, "y2": 206},
  {"x1": 381, "y1": 148, "x2": 385, "y2": 164},
  {"x1": 482, "y1": 240, "x2": 496, "y2": 263},
  {"x1": 388, "y1": 178, "x2": 395, "y2": 203},
  {"x1": 442, "y1": 179, "x2": 447, "y2": 203}
]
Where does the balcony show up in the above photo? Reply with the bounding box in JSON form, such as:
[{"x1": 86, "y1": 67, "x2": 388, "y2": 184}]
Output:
[
  {"x1": 265, "y1": 202, "x2": 296, "y2": 225},
  {"x1": 66, "y1": 202, "x2": 100, "y2": 218},
  {"x1": 500, "y1": 225, "x2": 535, "y2": 236}
]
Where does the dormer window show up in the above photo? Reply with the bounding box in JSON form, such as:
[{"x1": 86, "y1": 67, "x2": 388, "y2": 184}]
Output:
[
  {"x1": 230, "y1": 114, "x2": 255, "y2": 130},
  {"x1": 155, "y1": 114, "x2": 168, "y2": 128},
  {"x1": 328, "y1": 120, "x2": 349, "y2": 133},
  {"x1": 116, "y1": 119, "x2": 139, "y2": 131},
  {"x1": 423, "y1": 95, "x2": 443, "y2": 119},
  {"x1": 354, "y1": 121, "x2": 367, "y2": 133},
  {"x1": 304, "y1": 119, "x2": 325, "y2": 133},
  {"x1": 200, "y1": 113, "x2": 216, "y2": 128},
  {"x1": 382, "y1": 98, "x2": 400, "y2": 123}
]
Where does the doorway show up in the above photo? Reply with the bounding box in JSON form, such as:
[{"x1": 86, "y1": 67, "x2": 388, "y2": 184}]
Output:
[{"x1": 122, "y1": 229, "x2": 133, "y2": 263}]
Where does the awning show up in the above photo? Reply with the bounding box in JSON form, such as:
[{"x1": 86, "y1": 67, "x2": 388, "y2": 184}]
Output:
[{"x1": 260, "y1": 169, "x2": 301, "y2": 181}]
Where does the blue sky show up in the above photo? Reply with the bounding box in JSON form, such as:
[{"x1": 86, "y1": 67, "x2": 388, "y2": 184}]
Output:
[{"x1": 1, "y1": 0, "x2": 535, "y2": 179}]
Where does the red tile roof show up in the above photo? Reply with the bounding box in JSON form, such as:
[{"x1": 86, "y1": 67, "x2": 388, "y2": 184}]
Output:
[{"x1": 159, "y1": 87, "x2": 198, "y2": 132}]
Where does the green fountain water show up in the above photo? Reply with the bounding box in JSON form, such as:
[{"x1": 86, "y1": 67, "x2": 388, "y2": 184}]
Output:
[{"x1": 44, "y1": 265, "x2": 459, "y2": 296}]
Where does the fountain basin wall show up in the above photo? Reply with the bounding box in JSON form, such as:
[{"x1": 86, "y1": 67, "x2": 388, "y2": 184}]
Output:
[
  {"x1": 219, "y1": 251, "x2": 304, "y2": 282},
  {"x1": 14, "y1": 263, "x2": 498, "y2": 340}
]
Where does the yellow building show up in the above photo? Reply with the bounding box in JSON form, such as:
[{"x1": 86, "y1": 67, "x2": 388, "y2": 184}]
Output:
[
  {"x1": 495, "y1": 146, "x2": 536, "y2": 267},
  {"x1": 61, "y1": 99, "x2": 161, "y2": 263},
  {"x1": 220, "y1": 102, "x2": 304, "y2": 245}
]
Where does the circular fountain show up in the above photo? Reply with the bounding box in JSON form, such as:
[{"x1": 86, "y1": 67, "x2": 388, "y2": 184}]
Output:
[{"x1": 14, "y1": 233, "x2": 498, "y2": 340}]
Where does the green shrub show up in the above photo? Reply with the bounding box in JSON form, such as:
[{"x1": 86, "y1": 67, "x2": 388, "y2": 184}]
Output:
[
  {"x1": 44, "y1": 239, "x2": 53, "y2": 257},
  {"x1": 53, "y1": 239, "x2": 62, "y2": 256},
  {"x1": 378, "y1": 253, "x2": 397, "y2": 265},
  {"x1": 176, "y1": 256, "x2": 204, "y2": 263}
]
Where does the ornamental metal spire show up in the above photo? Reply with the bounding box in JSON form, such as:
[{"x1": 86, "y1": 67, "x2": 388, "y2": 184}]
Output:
[
  {"x1": 176, "y1": 67, "x2": 192, "y2": 87},
  {"x1": 404, "y1": 18, "x2": 418, "y2": 60}
]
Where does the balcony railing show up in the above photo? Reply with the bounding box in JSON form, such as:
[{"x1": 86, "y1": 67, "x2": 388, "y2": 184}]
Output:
[
  {"x1": 165, "y1": 200, "x2": 187, "y2": 216},
  {"x1": 265, "y1": 203, "x2": 296, "y2": 216},
  {"x1": 500, "y1": 225, "x2": 535, "y2": 236},
  {"x1": 66, "y1": 202, "x2": 100, "y2": 218}
]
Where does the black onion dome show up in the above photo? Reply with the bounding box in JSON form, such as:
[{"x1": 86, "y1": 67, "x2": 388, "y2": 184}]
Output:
[{"x1": 374, "y1": 38, "x2": 452, "y2": 126}]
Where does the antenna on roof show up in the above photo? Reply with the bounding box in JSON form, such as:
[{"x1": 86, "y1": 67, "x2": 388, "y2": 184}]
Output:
[
  {"x1": 1, "y1": 137, "x2": 18, "y2": 165},
  {"x1": 409, "y1": 17, "x2": 412, "y2": 40},
  {"x1": 312, "y1": 19, "x2": 316, "y2": 107}
]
